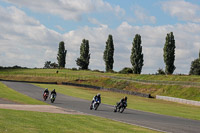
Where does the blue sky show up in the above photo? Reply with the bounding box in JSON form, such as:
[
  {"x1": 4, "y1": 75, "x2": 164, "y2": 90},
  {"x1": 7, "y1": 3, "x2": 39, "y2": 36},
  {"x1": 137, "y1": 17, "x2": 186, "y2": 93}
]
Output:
[{"x1": 0, "y1": 0, "x2": 200, "y2": 74}]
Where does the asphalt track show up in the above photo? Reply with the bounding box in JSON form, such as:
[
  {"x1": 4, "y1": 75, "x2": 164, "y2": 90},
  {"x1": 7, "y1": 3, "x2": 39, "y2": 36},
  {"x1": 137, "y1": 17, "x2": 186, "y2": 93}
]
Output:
[{"x1": 2, "y1": 81, "x2": 200, "y2": 133}]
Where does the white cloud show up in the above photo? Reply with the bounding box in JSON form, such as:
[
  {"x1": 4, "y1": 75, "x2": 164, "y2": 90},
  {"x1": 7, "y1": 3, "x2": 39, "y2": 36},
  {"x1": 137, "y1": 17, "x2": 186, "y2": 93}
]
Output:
[
  {"x1": 0, "y1": 5, "x2": 200, "y2": 74},
  {"x1": 88, "y1": 18, "x2": 108, "y2": 28},
  {"x1": 128, "y1": 5, "x2": 156, "y2": 24},
  {"x1": 0, "y1": 6, "x2": 63, "y2": 67},
  {"x1": 3, "y1": 0, "x2": 125, "y2": 20},
  {"x1": 162, "y1": 0, "x2": 200, "y2": 22},
  {"x1": 88, "y1": 18, "x2": 101, "y2": 25},
  {"x1": 55, "y1": 25, "x2": 64, "y2": 31}
]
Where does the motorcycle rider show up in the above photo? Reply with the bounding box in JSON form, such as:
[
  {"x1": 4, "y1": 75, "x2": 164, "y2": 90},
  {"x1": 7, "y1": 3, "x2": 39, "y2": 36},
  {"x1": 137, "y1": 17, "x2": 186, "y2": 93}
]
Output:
[
  {"x1": 43, "y1": 88, "x2": 49, "y2": 96},
  {"x1": 50, "y1": 89, "x2": 57, "y2": 96},
  {"x1": 117, "y1": 96, "x2": 127, "y2": 108},
  {"x1": 91, "y1": 93, "x2": 101, "y2": 108}
]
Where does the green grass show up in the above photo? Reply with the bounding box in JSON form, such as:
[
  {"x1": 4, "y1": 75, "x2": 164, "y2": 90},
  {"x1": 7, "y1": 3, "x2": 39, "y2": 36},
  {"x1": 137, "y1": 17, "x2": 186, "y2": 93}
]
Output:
[
  {"x1": 35, "y1": 84, "x2": 200, "y2": 121},
  {"x1": 1, "y1": 68, "x2": 200, "y2": 101},
  {"x1": 1, "y1": 68, "x2": 200, "y2": 82},
  {"x1": 0, "y1": 109, "x2": 159, "y2": 133},
  {"x1": 0, "y1": 82, "x2": 46, "y2": 105},
  {"x1": 124, "y1": 82, "x2": 200, "y2": 101}
]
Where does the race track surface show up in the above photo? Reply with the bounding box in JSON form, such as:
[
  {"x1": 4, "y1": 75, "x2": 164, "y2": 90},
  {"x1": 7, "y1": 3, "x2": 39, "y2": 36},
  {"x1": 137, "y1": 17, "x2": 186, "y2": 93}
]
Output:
[{"x1": 2, "y1": 81, "x2": 200, "y2": 133}]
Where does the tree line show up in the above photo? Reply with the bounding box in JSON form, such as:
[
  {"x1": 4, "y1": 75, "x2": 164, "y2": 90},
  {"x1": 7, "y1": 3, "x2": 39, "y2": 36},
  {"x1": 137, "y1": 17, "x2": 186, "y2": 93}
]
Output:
[{"x1": 44, "y1": 32, "x2": 200, "y2": 75}]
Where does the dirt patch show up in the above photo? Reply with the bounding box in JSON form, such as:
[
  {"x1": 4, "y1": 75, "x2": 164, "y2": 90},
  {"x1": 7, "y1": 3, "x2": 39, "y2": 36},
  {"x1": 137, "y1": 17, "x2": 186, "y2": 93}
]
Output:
[
  {"x1": 0, "y1": 98, "x2": 18, "y2": 104},
  {"x1": 0, "y1": 104, "x2": 84, "y2": 115}
]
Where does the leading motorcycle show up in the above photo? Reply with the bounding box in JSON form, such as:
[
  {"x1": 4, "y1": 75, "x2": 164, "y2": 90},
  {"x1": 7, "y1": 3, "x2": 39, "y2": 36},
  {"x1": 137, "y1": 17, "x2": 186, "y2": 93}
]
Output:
[{"x1": 90, "y1": 99, "x2": 100, "y2": 110}]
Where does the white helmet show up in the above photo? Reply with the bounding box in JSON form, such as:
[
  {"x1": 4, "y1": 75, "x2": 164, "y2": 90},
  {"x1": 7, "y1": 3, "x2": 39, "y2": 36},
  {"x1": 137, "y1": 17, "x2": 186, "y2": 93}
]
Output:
[{"x1": 97, "y1": 93, "x2": 101, "y2": 96}]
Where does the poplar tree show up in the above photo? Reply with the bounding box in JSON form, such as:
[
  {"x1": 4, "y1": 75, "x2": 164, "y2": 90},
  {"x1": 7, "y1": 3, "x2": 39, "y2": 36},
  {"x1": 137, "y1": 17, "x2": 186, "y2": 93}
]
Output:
[
  {"x1": 57, "y1": 41, "x2": 67, "y2": 68},
  {"x1": 130, "y1": 34, "x2": 144, "y2": 74},
  {"x1": 103, "y1": 34, "x2": 114, "y2": 72},
  {"x1": 76, "y1": 39, "x2": 90, "y2": 70},
  {"x1": 163, "y1": 32, "x2": 176, "y2": 74}
]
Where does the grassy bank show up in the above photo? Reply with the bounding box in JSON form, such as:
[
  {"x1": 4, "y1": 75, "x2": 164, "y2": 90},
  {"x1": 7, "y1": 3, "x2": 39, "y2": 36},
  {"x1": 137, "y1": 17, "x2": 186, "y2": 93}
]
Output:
[
  {"x1": 35, "y1": 84, "x2": 200, "y2": 120},
  {"x1": 0, "y1": 82, "x2": 46, "y2": 105},
  {"x1": 0, "y1": 109, "x2": 159, "y2": 133},
  {"x1": 1, "y1": 68, "x2": 200, "y2": 82},
  {"x1": 1, "y1": 68, "x2": 200, "y2": 101}
]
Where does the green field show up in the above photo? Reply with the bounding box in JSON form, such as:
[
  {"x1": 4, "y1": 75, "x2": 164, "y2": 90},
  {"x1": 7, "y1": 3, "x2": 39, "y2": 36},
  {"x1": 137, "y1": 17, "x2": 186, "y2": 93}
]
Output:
[
  {"x1": 1, "y1": 68, "x2": 200, "y2": 82},
  {"x1": 0, "y1": 109, "x2": 159, "y2": 133},
  {"x1": 0, "y1": 82, "x2": 45, "y2": 105},
  {"x1": 35, "y1": 84, "x2": 200, "y2": 121},
  {"x1": 1, "y1": 68, "x2": 200, "y2": 101}
]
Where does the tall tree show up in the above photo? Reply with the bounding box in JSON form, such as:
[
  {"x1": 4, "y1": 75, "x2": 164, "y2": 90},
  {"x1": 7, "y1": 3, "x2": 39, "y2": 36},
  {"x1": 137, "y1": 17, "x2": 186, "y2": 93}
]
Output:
[
  {"x1": 76, "y1": 39, "x2": 90, "y2": 70},
  {"x1": 189, "y1": 50, "x2": 200, "y2": 75},
  {"x1": 163, "y1": 32, "x2": 176, "y2": 74},
  {"x1": 44, "y1": 61, "x2": 51, "y2": 68},
  {"x1": 130, "y1": 34, "x2": 144, "y2": 74},
  {"x1": 103, "y1": 34, "x2": 114, "y2": 72},
  {"x1": 199, "y1": 49, "x2": 200, "y2": 59},
  {"x1": 57, "y1": 41, "x2": 67, "y2": 68}
]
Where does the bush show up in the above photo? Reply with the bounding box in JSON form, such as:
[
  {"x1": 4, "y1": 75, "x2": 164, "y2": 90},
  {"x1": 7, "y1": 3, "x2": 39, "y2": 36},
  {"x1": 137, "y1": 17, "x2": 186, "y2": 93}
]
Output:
[
  {"x1": 156, "y1": 68, "x2": 165, "y2": 75},
  {"x1": 107, "y1": 69, "x2": 117, "y2": 73},
  {"x1": 119, "y1": 67, "x2": 133, "y2": 74},
  {"x1": 189, "y1": 58, "x2": 200, "y2": 75},
  {"x1": 92, "y1": 69, "x2": 104, "y2": 73},
  {"x1": 72, "y1": 68, "x2": 78, "y2": 71}
]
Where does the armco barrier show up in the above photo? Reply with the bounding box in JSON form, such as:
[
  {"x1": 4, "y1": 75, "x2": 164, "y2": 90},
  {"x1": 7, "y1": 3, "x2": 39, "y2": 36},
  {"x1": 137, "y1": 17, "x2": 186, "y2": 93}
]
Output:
[
  {"x1": 0, "y1": 79, "x2": 57, "y2": 84},
  {"x1": 156, "y1": 95, "x2": 200, "y2": 106},
  {"x1": 62, "y1": 82, "x2": 101, "y2": 89},
  {"x1": 62, "y1": 82, "x2": 151, "y2": 98}
]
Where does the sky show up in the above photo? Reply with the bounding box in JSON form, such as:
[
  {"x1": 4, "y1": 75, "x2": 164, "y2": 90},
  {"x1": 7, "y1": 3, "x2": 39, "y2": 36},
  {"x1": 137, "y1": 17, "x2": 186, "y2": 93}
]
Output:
[{"x1": 0, "y1": 0, "x2": 200, "y2": 74}]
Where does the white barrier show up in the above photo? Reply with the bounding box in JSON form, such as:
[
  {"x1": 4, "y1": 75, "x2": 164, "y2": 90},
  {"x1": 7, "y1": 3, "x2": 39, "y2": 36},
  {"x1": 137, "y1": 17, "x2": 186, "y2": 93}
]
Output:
[{"x1": 156, "y1": 95, "x2": 200, "y2": 106}]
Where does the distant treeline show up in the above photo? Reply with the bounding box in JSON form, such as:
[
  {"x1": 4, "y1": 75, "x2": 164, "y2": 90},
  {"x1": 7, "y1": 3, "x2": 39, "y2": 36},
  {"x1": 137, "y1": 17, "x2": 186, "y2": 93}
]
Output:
[{"x1": 0, "y1": 65, "x2": 28, "y2": 69}]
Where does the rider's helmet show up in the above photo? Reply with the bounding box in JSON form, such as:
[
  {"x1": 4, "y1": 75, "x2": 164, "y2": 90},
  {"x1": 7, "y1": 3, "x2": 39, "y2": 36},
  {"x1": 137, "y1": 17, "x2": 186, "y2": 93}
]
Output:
[
  {"x1": 124, "y1": 96, "x2": 127, "y2": 101},
  {"x1": 97, "y1": 93, "x2": 101, "y2": 97},
  {"x1": 45, "y1": 88, "x2": 48, "y2": 91},
  {"x1": 53, "y1": 89, "x2": 55, "y2": 92}
]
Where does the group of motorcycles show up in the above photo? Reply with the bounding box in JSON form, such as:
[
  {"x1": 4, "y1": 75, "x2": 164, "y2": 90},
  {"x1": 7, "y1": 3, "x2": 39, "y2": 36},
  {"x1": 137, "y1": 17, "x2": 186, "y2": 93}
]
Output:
[
  {"x1": 43, "y1": 90, "x2": 127, "y2": 113},
  {"x1": 43, "y1": 92, "x2": 56, "y2": 103},
  {"x1": 90, "y1": 99, "x2": 127, "y2": 113}
]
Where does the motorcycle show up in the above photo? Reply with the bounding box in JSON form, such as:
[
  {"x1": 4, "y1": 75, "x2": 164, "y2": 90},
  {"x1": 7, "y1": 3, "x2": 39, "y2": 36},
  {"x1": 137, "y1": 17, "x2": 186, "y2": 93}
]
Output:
[
  {"x1": 114, "y1": 102, "x2": 127, "y2": 113},
  {"x1": 90, "y1": 99, "x2": 100, "y2": 110},
  {"x1": 43, "y1": 92, "x2": 49, "y2": 101},
  {"x1": 50, "y1": 93, "x2": 56, "y2": 103}
]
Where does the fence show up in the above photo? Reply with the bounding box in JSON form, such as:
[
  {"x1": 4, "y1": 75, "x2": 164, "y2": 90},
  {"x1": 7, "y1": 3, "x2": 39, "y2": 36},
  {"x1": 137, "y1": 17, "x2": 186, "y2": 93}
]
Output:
[
  {"x1": 156, "y1": 95, "x2": 200, "y2": 106},
  {"x1": 0, "y1": 79, "x2": 57, "y2": 84}
]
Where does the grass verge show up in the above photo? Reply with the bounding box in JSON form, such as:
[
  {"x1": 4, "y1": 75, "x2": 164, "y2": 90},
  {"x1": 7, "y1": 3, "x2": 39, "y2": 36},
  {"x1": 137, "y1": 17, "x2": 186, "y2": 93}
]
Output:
[
  {"x1": 35, "y1": 84, "x2": 200, "y2": 120},
  {"x1": 0, "y1": 109, "x2": 159, "y2": 133},
  {"x1": 1, "y1": 69, "x2": 200, "y2": 101},
  {"x1": 0, "y1": 82, "x2": 46, "y2": 105}
]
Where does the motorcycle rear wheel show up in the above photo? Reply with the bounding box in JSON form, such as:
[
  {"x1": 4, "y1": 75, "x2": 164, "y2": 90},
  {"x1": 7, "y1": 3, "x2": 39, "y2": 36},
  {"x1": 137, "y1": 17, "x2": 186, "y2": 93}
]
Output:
[
  {"x1": 120, "y1": 107, "x2": 125, "y2": 113},
  {"x1": 94, "y1": 103, "x2": 99, "y2": 110}
]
